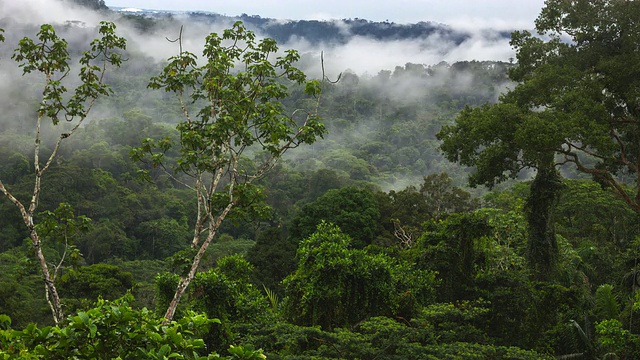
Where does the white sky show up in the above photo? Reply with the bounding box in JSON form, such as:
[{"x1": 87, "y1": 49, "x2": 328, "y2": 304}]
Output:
[{"x1": 104, "y1": 0, "x2": 546, "y2": 28}]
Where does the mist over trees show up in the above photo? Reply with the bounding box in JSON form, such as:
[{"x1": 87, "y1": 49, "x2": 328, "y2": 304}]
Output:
[{"x1": 0, "y1": 0, "x2": 640, "y2": 358}]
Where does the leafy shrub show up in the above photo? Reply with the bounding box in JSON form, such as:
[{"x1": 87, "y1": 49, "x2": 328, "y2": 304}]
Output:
[{"x1": 0, "y1": 294, "x2": 217, "y2": 359}]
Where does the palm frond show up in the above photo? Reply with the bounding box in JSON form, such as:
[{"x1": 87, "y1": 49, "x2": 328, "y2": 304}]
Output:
[{"x1": 263, "y1": 284, "x2": 280, "y2": 312}]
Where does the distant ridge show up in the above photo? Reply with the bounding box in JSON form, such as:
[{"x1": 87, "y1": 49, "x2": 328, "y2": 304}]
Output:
[{"x1": 110, "y1": 7, "x2": 513, "y2": 46}]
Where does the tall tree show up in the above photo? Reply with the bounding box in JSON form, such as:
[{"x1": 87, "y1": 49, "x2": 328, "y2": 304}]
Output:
[
  {"x1": 438, "y1": 0, "x2": 640, "y2": 279},
  {"x1": 419, "y1": 172, "x2": 480, "y2": 221},
  {"x1": 289, "y1": 186, "x2": 380, "y2": 247},
  {"x1": 0, "y1": 23, "x2": 125, "y2": 323},
  {"x1": 134, "y1": 22, "x2": 326, "y2": 322},
  {"x1": 283, "y1": 222, "x2": 435, "y2": 329}
]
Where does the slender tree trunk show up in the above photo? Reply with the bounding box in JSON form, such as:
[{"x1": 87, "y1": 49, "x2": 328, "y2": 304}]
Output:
[
  {"x1": 163, "y1": 201, "x2": 235, "y2": 323},
  {"x1": 33, "y1": 229, "x2": 64, "y2": 323},
  {"x1": 0, "y1": 181, "x2": 64, "y2": 324}
]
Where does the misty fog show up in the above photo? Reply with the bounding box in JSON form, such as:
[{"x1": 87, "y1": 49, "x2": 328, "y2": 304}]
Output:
[
  {"x1": 0, "y1": 0, "x2": 520, "y2": 191},
  {"x1": 1, "y1": 0, "x2": 518, "y2": 72}
]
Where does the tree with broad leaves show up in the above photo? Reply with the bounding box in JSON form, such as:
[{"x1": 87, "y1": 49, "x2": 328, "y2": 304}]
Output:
[
  {"x1": 133, "y1": 21, "x2": 326, "y2": 323},
  {"x1": 437, "y1": 0, "x2": 640, "y2": 280},
  {"x1": 419, "y1": 172, "x2": 480, "y2": 221},
  {"x1": 0, "y1": 23, "x2": 126, "y2": 324},
  {"x1": 283, "y1": 222, "x2": 436, "y2": 330},
  {"x1": 289, "y1": 186, "x2": 380, "y2": 248}
]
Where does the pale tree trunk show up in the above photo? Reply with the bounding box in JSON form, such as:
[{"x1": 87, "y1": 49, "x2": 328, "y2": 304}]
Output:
[
  {"x1": 34, "y1": 230, "x2": 64, "y2": 323},
  {"x1": 160, "y1": 121, "x2": 314, "y2": 322},
  {"x1": 2, "y1": 22, "x2": 125, "y2": 324},
  {"x1": 162, "y1": 140, "x2": 241, "y2": 323},
  {"x1": 156, "y1": 57, "x2": 320, "y2": 322},
  {"x1": 0, "y1": 114, "x2": 83, "y2": 324},
  {"x1": 163, "y1": 201, "x2": 235, "y2": 323},
  {"x1": 0, "y1": 181, "x2": 64, "y2": 324}
]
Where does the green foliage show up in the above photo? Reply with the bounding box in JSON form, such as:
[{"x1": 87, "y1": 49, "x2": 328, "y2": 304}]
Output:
[
  {"x1": 139, "y1": 20, "x2": 325, "y2": 175},
  {"x1": 167, "y1": 248, "x2": 200, "y2": 276},
  {"x1": 524, "y1": 165, "x2": 563, "y2": 281},
  {"x1": 216, "y1": 254, "x2": 253, "y2": 284},
  {"x1": 0, "y1": 20, "x2": 126, "y2": 324},
  {"x1": 154, "y1": 256, "x2": 269, "y2": 352},
  {"x1": 12, "y1": 22, "x2": 125, "y2": 125},
  {"x1": 283, "y1": 223, "x2": 436, "y2": 329},
  {"x1": 0, "y1": 294, "x2": 221, "y2": 359},
  {"x1": 155, "y1": 272, "x2": 181, "y2": 315},
  {"x1": 0, "y1": 249, "x2": 54, "y2": 327},
  {"x1": 595, "y1": 319, "x2": 630, "y2": 356},
  {"x1": 408, "y1": 210, "x2": 580, "y2": 350},
  {"x1": 483, "y1": 182, "x2": 529, "y2": 211},
  {"x1": 0, "y1": 281, "x2": 42, "y2": 330},
  {"x1": 436, "y1": 0, "x2": 640, "y2": 294},
  {"x1": 235, "y1": 314, "x2": 550, "y2": 359},
  {"x1": 0, "y1": 153, "x2": 30, "y2": 186},
  {"x1": 189, "y1": 270, "x2": 242, "y2": 351},
  {"x1": 0, "y1": 315, "x2": 10, "y2": 331},
  {"x1": 554, "y1": 180, "x2": 639, "y2": 285},
  {"x1": 376, "y1": 173, "x2": 480, "y2": 247},
  {"x1": 189, "y1": 263, "x2": 268, "y2": 325},
  {"x1": 36, "y1": 202, "x2": 91, "y2": 242},
  {"x1": 414, "y1": 213, "x2": 493, "y2": 302},
  {"x1": 419, "y1": 342, "x2": 550, "y2": 359},
  {"x1": 134, "y1": 218, "x2": 190, "y2": 259},
  {"x1": 246, "y1": 228, "x2": 297, "y2": 292},
  {"x1": 204, "y1": 235, "x2": 256, "y2": 268},
  {"x1": 3, "y1": 7, "x2": 640, "y2": 358},
  {"x1": 321, "y1": 150, "x2": 372, "y2": 180},
  {"x1": 36, "y1": 202, "x2": 89, "y2": 264},
  {"x1": 556, "y1": 180, "x2": 638, "y2": 245},
  {"x1": 226, "y1": 344, "x2": 266, "y2": 360},
  {"x1": 374, "y1": 192, "x2": 422, "y2": 247},
  {"x1": 532, "y1": 283, "x2": 585, "y2": 353},
  {"x1": 419, "y1": 173, "x2": 480, "y2": 221},
  {"x1": 290, "y1": 186, "x2": 380, "y2": 247},
  {"x1": 472, "y1": 271, "x2": 535, "y2": 347},
  {"x1": 475, "y1": 207, "x2": 528, "y2": 272},
  {"x1": 135, "y1": 20, "x2": 327, "y2": 321},
  {"x1": 438, "y1": 102, "x2": 531, "y2": 188},
  {"x1": 418, "y1": 301, "x2": 490, "y2": 343},
  {"x1": 80, "y1": 218, "x2": 134, "y2": 264},
  {"x1": 92, "y1": 259, "x2": 167, "y2": 310},
  {"x1": 57, "y1": 264, "x2": 134, "y2": 311},
  {"x1": 594, "y1": 284, "x2": 620, "y2": 321},
  {"x1": 438, "y1": 0, "x2": 640, "y2": 214},
  {"x1": 262, "y1": 286, "x2": 280, "y2": 313}
]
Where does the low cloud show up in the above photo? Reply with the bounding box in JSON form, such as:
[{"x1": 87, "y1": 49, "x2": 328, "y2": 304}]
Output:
[
  {"x1": 289, "y1": 32, "x2": 514, "y2": 78},
  {"x1": 0, "y1": 0, "x2": 522, "y2": 192},
  {"x1": 0, "y1": 0, "x2": 105, "y2": 28},
  {"x1": 1, "y1": 0, "x2": 519, "y2": 74}
]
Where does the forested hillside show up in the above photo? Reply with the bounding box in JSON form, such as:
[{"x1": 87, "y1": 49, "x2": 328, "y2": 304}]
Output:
[{"x1": 0, "y1": 0, "x2": 639, "y2": 358}]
